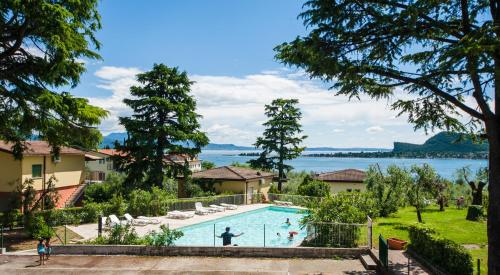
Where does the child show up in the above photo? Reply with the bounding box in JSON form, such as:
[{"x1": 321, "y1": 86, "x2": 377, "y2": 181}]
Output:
[
  {"x1": 37, "y1": 238, "x2": 45, "y2": 265},
  {"x1": 45, "y1": 237, "x2": 52, "y2": 261},
  {"x1": 284, "y1": 218, "x2": 291, "y2": 226},
  {"x1": 288, "y1": 232, "x2": 294, "y2": 241}
]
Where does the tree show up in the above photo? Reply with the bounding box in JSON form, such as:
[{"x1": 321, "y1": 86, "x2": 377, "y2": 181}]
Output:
[
  {"x1": 433, "y1": 177, "x2": 452, "y2": 212},
  {"x1": 201, "y1": 161, "x2": 216, "y2": 170},
  {"x1": 297, "y1": 175, "x2": 330, "y2": 197},
  {"x1": 0, "y1": 1, "x2": 108, "y2": 157},
  {"x1": 365, "y1": 165, "x2": 412, "y2": 217},
  {"x1": 409, "y1": 164, "x2": 438, "y2": 223},
  {"x1": 457, "y1": 166, "x2": 489, "y2": 205},
  {"x1": 115, "y1": 64, "x2": 209, "y2": 189},
  {"x1": 249, "y1": 99, "x2": 307, "y2": 191},
  {"x1": 275, "y1": 1, "x2": 500, "y2": 270}
]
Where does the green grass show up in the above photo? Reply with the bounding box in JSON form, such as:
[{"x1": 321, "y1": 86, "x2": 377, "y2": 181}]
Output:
[{"x1": 372, "y1": 205, "x2": 487, "y2": 273}]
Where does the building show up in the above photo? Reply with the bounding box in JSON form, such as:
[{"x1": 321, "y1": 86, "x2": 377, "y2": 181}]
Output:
[
  {"x1": 0, "y1": 141, "x2": 91, "y2": 210},
  {"x1": 178, "y1": 166, "x2": 274, "y2": 202},
  {"x1": 314, "y1": 169, "x2": 367, "y2": 193},
  {"x1": 84, "y1": 149, "x2": 202, "y2": 182}
]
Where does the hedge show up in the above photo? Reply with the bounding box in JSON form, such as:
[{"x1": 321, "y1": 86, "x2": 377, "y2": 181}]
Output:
[{"x1": 408, "y1": 224, "x2": 473, "y2": 275}]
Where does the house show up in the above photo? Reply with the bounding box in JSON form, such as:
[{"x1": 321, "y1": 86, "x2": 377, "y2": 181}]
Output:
[
  {"x1": 313, "y1": 169, "x2": 367, "y2": 193},
  {"x1": 0, "y1": 141, "x2": 91, "y2": 210},
  {"x1": 84, "y1": 149, "x2": 124, "y2": 182},
  {"x1": 84, "y1": 149, "x2": 202, "y2": 181},
  {"x1": 178, "y1": 166, "x2": 274, "y2": 202}
]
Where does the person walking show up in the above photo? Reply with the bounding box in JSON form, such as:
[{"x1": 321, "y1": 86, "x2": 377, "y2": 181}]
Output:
[{"x1": 37, "y1": 239, "x2": 46, "y2": 266}]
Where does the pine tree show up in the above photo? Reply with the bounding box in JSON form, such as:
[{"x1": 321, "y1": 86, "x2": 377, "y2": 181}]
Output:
[
  {"x1": 249, "y1": 99, "x2": 306, "y2": 191},
  {"x1": 115, "y1": 64, "x2": 208, "y2": 189}
]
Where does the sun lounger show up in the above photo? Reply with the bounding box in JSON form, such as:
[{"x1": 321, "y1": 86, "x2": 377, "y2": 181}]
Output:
[
  {"x1": 195, "y1": 202, "x2": 215, "y2": 215},
  {"x1": 209, "y1": 205, "x2": 225, "y2": 212},
  {"x1": 220, "y1": 203, "x2": 238, "y2": 210},
  {"x1": 136, "y1": 215, "x2": 161, "y2": 224},
  {"x1": 166, "y1": 210, "x2": 195, "y2": 219},
  {"x1": 124, "y1": 213, "x2": 149, "y2": 226},
  {"x1": 274, "y1": 200, "x2": 294, "y2": 206},
  {"x1": 108, "y1": 214, "x2": 127, "y2": 227}
]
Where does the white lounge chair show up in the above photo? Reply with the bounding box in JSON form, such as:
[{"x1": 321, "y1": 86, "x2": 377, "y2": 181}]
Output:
[
  {"x1": 195, "y1": 202, "x2": 214, "y2": 215},
  {"x1": 274, "y1": 200, "x2": 293, "y2": 206},
  {"x1": 124, "y1": 213, "x2": 149, "y2": 226},
  {"x1": 220, "y1": 203, "x2": 238, "y2": 210},
  {"x1": 108, "y1": 214, "x2": 127, "y2": 227},
  {"x1": 166, "y1": 210, "x2": 195, "y2": 219},
  {"x1": 209, "y1": 205, "x2": 225, "y2": 212},
  {"x1": 136, "y1": 215, "x2": 161, "y2": 224}
]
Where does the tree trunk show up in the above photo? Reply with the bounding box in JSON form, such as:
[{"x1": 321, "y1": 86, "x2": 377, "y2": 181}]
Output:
[
  {"x1": 488, "y1": 122, "x2": 500, "y2": 274},
  {"x1": 439, "y1": 198, "x2": 445, "y2": 211},
  {"x1": 416, "y1": 207, "x2": 423, "y2": 223}
]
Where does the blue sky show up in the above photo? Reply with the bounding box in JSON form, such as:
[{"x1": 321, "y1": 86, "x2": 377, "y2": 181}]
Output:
[{"x1": 74, "y1": 0, "x2": 437, "y2": 148}]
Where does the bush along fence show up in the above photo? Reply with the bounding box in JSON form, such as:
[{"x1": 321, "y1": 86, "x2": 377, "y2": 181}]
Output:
[
  {"x1": 267, "y1": 193, "x2": 322, "y2": 207},
  {"x1": 408, "y1": 224, "x2": 473, "y2": 275},
  {"x1": 300, "y1": 220, "x2": 371, "y2": 248}
]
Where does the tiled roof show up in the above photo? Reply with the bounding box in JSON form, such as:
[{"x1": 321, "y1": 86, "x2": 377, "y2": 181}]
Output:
[
  {"x1": 163, "y1": 154, "x2": 198, "y2": 164},
  {"x1": 0, "y1": 141, "x2": 85, "y2": 156},
  {"x1": 192, "y1": 166, "x2": 274, "y2": 180},
  {"x1": 314, "y1": 169, "x2": 367, "y2": 183},
  {"x1": 98, "y1": 149, "x2": 128, "y2": 157}
]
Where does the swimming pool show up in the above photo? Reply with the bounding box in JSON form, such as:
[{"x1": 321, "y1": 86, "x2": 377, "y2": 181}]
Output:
[{"x1": 175, "y1": 206, "x2": 307, "y2": 247}]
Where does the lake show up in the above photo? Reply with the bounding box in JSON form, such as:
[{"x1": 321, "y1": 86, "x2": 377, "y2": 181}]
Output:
[{"x1": 199, "y1": 150, "x2": 488, "y2": 179}]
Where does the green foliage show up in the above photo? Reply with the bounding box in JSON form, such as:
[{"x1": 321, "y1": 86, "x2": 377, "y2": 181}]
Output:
[
  {"x1": 408, "y1": 164, "x2": 439, "y2": 222},
  {"x1": 144, "y1": 225, "x2": 184, "y2": 247},
  {"x1": 230, "y1": 161, "x2": 250, "y2": 168},
  {"x1": 115, "y1": 64, "x2": 209, "y2": 189},
  {"x1": 268, "y1": 184, "x2": 281, "y2": 194},
  {"x1": 455, "y1": 166, "x2": 488, "y2": 206},
  {"x1": 84, "y1": 173, "x2": 126, "y2": 203},
  {"x1": 127, "y1": 189, "x2": 152, "y2": 216},
  {"x1": 466, "y1": 205, "x2": 483, "y2": 221},
  {"x1": 365, "y1": 165, "x2": 412, "y2": 217},
  {"x1": 303, "y1": 192, "x2": 377, "y2": 224},
  {"x1": 408, "y1": 224, "x2": 473, "y2": 275},
  {"x1": 25, "y1": 215, "x2": 54, "y2": 239},
  {"x1": 297, "y1": 175, "x2": 330, "y2": 197},
  {"x1": 393, "y1": 132, "x2": 488, "y2": 153},
  {"x1": 249, "y1": 99, "x2": 306, "y2": 191},
  {"x1": 281, "y1": 171, "x2": 309, "y2": 194},
  {"x1": 0, "y1": 0, "x2": 108, "y2": 157},
  {"x1": 201, "y1": 161, "x2": 216, "y2": 170},
  {"x1": 91, "y1": 224, "x2": 143, "y2": 245},
  {"x1": 107, "y1": 195, "x2": 127, "y2": 217}
]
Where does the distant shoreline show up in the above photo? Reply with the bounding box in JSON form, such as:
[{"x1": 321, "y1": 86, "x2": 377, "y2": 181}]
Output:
[{"x1": 238, "y1": 151, "x2": 488, "y2": 160}]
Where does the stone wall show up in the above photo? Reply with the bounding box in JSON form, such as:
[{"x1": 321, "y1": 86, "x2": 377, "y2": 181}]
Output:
[{"x1": 53, "y1": 245, "x2": 368, "y2": 258}]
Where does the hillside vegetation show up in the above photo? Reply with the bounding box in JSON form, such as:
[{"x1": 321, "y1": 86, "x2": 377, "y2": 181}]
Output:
[{"x1": 393, "y1": 132, "x2": 488, "y2": 153}]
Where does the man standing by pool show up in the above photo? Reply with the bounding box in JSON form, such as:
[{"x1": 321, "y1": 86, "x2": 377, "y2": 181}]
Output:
[{"x1": 217, "y1": 227, "x2": 244, "y2": 246}]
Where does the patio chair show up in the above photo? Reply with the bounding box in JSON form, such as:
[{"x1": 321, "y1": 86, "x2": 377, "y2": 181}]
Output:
[
  {"x1": 124, "y1": 213, "x2": 149, "y2": 226},
  {"x1": 108, "y1": 214, "x2": 127, "y2": 227},
  {"x1": 209, "y1": 205, "x2": 226, "y2": 212},
  {"x1": 166, "y1": 210, "x2": 195, "y2": 219},
  {"x1": 195, "y1": 202, "x2": 214, "y2": 215},
  {"x1": 136, "y1": 216, "x2": 161, "y2": 224},
  {"x1": 220, "y1": 203, "x2": 238, "y2": 210}
]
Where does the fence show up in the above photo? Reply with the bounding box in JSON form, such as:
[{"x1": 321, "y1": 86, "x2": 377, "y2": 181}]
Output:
[
  {"x1": 267, "y1": 193, "x2": 322, "y2": 207},
  {"x1": 300, "y1": 222, "x2": 369, "y2": 248}
]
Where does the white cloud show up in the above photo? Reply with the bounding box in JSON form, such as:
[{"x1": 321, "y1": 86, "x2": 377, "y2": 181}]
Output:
[
  {"x1": 366, "y1": 126, "x2": 384, "y2": 134},
  {"x1": 87, "y1": 66, "x2": 445, "y2": 147}
]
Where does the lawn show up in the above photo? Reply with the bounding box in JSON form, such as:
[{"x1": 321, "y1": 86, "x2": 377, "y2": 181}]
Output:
[
  {"x1": 372, "y1": 205, "x2": 487, "y2": 273},
  {"x1": 2, "y1": 226, "x2": 82, "y2": 252}
]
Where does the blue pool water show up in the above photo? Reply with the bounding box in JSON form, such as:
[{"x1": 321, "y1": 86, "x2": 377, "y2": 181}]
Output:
[{"x1": 175, "y1": 206, "x2": 307, "y2": 247}]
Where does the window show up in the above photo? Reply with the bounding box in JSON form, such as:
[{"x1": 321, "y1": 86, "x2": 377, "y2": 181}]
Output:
[
  {"x1": 99, "y1": 159, "x2": 105, "y2": 164},
  {"x1": 355, "y1": 189, "x2": 361, "y2": 192},
  {"x1": 32, "y1": 164, "x2": 42, "y2": 178},
  {"x1": 346, "y1": 189, "x2": 352, "y2": 192}
]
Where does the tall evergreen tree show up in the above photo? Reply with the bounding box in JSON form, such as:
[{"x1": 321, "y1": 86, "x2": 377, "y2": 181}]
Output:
[
  {"x1": 0, "y1": 0, "x2": 107, "y2": 157},
  {"x1": 275, "y1": 0, "x2": 500, "y2": 270},
  {"x1": 249, "y1": 99, "x2": 306, "y2": 191},
  {"x1": 115, "y1": 64, "x2": 209, "y2": 189}
]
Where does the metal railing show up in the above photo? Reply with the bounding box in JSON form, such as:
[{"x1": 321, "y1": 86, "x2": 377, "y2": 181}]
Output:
[{"x1": 301, "y1": 222, "x2": 369, "y2": 248}]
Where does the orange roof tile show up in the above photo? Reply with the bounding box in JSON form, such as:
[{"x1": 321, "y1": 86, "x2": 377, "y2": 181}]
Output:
[
  {"x1": 0, "y1": 141, "x2": 85, "y2": 156},
  {"x1": 192, "y1": 166, "x2": 274, "y2": 181},
  {"x1": 314, "y1": 169, "x2": 367, "y2": 183}
]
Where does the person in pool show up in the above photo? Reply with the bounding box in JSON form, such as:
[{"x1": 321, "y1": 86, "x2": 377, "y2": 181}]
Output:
[
  {"x1": 288, "y1": 232, "x2": 294, "y2": 241},
  {"x1": 284, "y1": 218, "x2": 291, "y2": 226},
  {"x1": 37, "y1": 238, "x2": 45, "y2": 265},
  {"x1": 216, "y1": 227, "x2": 244, "y2": 246}
]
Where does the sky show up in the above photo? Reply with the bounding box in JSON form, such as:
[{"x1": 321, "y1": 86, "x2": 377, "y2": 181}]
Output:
[{"x1": 73, "y1": 0, "x2": 438, "y2": 148}]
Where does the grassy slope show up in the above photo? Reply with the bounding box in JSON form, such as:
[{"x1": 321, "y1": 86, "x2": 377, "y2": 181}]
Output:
[{"x1": 372, "y1": 206, "x2": 487, "y2": 273}]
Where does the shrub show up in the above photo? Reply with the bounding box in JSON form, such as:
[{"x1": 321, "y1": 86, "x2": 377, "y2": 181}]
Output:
[
  {"x1": 107, "y1": 195, "x2": 127, "y2": 216},
  {"x1": 128, "y1": 189, "x2": 152, "y2": 216},
  {"x1": 90, "y1": 223, "x2": 143, "y2": 245},
  {"x1": 144, "y1": 225, "x2": 184, "y2": 246},
  {"x1": 408, "y1": 224, "x2": 473, "y2": 275},
  {"x1": 297, "y1": 175, "x2": 330, "y2": 197},
  {"x1": 80, "y1": 202, "x2": 103, "y2": 223},
  {"x1": 466, "y1": 205, "x2": 483, "y2": 221},
  {"x1": 84, "y1": 173, "x2": 125, "y2": 203},
  {"x1": 25, "y1": 214, "x2": 54, "y2": 239}
]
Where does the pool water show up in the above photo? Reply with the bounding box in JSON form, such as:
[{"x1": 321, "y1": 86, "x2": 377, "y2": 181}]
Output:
[{"x1": 175, "y1": 206, "x2": 307, "y2": 247}]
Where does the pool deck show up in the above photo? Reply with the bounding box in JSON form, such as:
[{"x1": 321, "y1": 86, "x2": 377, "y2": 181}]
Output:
[
  {"x1": 0, "y1": 255, "x2": 375, "y2": 274},
  {"x1": 70, "y1": 203, "x2": 283, "y2": 240}
]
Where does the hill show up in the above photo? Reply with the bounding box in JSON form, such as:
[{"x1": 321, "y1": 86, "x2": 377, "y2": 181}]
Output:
[{"x1": 393, "y1": 132, "x2": 488, "y2": 153}]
